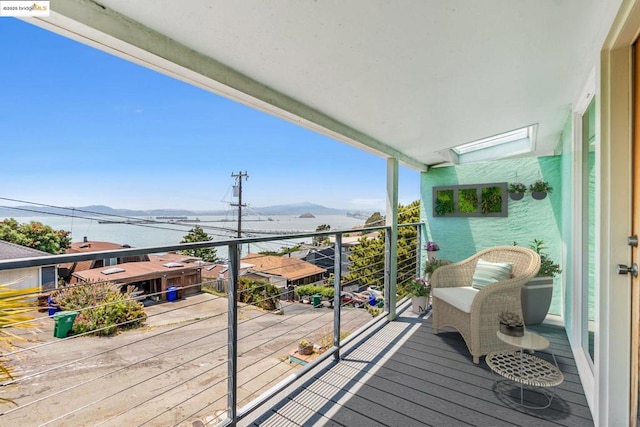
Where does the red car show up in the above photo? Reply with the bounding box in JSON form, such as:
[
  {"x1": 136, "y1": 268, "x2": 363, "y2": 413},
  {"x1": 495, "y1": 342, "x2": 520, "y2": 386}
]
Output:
[{"x1": 340, "y1": 291, "x2": 367, "y2": 308}]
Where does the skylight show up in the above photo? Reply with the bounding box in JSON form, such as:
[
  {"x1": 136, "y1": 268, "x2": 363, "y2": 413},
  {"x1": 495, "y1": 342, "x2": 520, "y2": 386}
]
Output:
[
  {"x1": 442, "y1": 125, "x2": 537, "y2": 165},
  {"x1": 163, "y1": 262, "x2": 184, "y2": 268},
  {"x1": 102, "y1": 267, "x2": 125, "y2": 275}
]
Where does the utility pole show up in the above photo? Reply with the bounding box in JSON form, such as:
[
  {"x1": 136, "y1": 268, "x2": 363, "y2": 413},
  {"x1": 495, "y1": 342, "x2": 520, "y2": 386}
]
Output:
[{"x1": 230, "y1": 171, "x2": 249, "y2": 238}]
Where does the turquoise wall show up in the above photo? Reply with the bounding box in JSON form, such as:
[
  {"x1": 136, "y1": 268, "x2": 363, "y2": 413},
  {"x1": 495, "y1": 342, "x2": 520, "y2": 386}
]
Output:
[{"x1": 420, "y1": 155, "x2": 564, "y2": 315}]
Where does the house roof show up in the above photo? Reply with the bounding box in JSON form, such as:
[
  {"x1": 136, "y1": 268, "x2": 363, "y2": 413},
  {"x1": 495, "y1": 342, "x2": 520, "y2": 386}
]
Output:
[
  {"x1": 242, "y1": 253, "x2": 326, "y2": 281},
  {"x1": 61, "y1": 240, "x2": 142, "y2": 274},
  {"x1": 72, "y1": 258, "x2": 200, "y2": 283},
  {"x1": 200, "y1": 262, "x2": 254, "y2": 279},
  {"x1": 0, "y1": 240, "x2": 52, "y2": 261},
  {"x1": 147, "y1": 253, "x2": 202, "y2": 264},
  {"x1": 67, "y1": 240, "x2": 129, "y2": 253}
]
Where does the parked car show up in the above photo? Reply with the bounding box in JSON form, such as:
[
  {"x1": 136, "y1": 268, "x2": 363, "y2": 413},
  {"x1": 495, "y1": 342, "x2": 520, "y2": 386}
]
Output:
[
  {"x1": 366, "y1": 286, "x2": 383, "y2": 298},
  {"x1": 340, "y1": 291, "x2": 367, "y2": 308}
]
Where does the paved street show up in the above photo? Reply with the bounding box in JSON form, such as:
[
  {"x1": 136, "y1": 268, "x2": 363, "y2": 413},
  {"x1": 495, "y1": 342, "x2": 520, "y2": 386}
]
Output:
[{"x1": 1, "y1": 293, "x2": 373, "y2": 426}]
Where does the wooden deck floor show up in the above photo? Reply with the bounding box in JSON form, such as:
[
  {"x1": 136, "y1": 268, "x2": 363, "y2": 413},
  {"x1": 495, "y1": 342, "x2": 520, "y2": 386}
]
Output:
[{"x1": 243, "y1": 306, "x2": 593, "y2": 427}]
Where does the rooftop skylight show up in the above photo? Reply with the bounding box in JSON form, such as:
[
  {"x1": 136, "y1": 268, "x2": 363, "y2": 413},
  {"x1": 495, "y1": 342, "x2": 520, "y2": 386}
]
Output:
[
  {"x1": 441, "y1": 124, "x2": 537, "y2": 164},
  {"x1": 102, "y1": 267, "x2": 125, "y2": 275},
  {"x1": 163, "y1": 262, "x2": 184, "y2": 268}
]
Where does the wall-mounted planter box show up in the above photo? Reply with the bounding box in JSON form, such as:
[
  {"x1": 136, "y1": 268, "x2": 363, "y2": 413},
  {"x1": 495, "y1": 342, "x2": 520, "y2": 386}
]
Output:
[{"x1": 433, "y1": 182, "x2": 508, "y2": 217}]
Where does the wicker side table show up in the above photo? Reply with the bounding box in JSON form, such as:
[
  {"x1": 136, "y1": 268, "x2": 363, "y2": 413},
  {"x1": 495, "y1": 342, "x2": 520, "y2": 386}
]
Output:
[{"x1": 486, "y1": 331, "x2": 564, "y2": 409}]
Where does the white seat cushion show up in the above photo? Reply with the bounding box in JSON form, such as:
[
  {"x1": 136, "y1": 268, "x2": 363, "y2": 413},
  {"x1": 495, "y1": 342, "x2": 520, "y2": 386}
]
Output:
[{"x1": 432, "y1": 286, "x2": 479, "y2": 313}]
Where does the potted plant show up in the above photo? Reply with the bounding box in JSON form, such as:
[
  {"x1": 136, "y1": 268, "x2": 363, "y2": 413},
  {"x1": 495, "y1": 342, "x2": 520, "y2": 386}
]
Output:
[
  {"x1": 298, "y1": 339, "x2": 314, "y2": 355},
  {"x1": 517, "y1": 239, "x2": 562, "y2": 325},
  {"x1": 507, "y1": 182, "x2": 527, "y2": 200},
  {"x1": 498, "y1": 311, "x2": 524, "y2": 337},
  {"x1": 409, "y1": 277, "x2": 430, "y2": 314},
  {"x1": 424, "y1": 258, "x2": 448, "y2": 279},
  {"x1": 529, "y1": 180, "x2": 553, "y2": 200},
  {"x1": 425, "y1": 240, "x2": 439, "y2": 261}
]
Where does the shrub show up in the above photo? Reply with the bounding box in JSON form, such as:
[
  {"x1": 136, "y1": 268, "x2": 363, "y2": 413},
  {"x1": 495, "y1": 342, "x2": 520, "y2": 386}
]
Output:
[
  {"x1": 52, "y1": 282, "x2": 146, "y2": 336},
  {"x1": 237, "y1": 278, "x2": 281, "y2": 310},
  {"x1": 294, "y1": 285, "x2": 334, "y2": 298}
]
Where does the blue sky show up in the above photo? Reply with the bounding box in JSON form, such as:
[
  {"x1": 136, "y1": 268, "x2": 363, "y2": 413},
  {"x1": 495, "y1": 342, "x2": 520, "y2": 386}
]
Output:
[{"x1": 0, "y1": 18, "x2": 419, "y2": 212}]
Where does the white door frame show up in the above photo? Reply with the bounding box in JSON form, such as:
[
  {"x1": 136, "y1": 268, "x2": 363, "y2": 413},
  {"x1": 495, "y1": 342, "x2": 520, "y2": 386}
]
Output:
[{"x1": 599, "y1": 1, "x2": 640, "y2": 424}]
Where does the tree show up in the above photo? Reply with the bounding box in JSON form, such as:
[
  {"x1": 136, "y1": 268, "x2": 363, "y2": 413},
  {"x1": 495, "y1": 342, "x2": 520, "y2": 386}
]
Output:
[
  {"x1": 365, "y1": 212, "x2": 384, "y2": 228},
  {"x1": 258, "y1": 245, "x2": 301, "y2": 256},
  {"x1": 313, "y1": 224, "x2": 331, "y2": 246},
  {"x1": 344, "y1": 201, "x2": 420, "y2": 296},
  {"x1": 180, "y1": 226, "x2": 217, "y2": 262},
  {"x1": 0, "y1": 218, "x2": 71, "y2": 254}
]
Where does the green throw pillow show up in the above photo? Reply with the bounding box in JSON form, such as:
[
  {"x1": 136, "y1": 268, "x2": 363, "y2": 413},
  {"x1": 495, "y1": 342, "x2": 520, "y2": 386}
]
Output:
[{"x1": 471, "y1": 258, "x2": 513, "y2": 290}]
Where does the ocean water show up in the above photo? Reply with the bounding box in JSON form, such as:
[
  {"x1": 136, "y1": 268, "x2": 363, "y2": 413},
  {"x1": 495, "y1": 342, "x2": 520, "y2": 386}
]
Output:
[{"x1": 15, "y1": 214, "x2": 367, "y2": 252}]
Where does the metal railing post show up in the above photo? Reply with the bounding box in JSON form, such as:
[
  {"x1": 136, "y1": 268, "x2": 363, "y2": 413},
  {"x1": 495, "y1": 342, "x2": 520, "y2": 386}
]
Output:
[
  {"x1": 227, "y1": 243, "x2": 239, "y2": 425},
  {"x1": 333, "y1": 234, "x2": 342, "y2": 362}
]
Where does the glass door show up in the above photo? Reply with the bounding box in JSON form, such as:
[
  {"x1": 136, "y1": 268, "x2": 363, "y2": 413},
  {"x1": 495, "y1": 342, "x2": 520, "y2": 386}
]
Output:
[{"x1": 581, "y1": 98, "x2": 597, "y2": 365}]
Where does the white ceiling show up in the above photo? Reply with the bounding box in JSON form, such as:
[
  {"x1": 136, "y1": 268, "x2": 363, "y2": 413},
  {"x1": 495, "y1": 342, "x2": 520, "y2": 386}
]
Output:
[{"x1": 40, "y1": 0, "x2": 622, "y2": 169}]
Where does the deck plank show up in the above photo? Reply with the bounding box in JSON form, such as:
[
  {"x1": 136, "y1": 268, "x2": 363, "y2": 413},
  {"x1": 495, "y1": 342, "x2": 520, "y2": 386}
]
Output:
[{"x1": 246, "y1": 309, "x2": 593, "y2": 427}]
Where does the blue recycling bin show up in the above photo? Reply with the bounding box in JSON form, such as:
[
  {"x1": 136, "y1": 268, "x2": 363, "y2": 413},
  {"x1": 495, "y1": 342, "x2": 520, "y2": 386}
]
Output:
[
  {"x1": 368, "y1": 293, "x2": 377, "y2": 307},
  {"x1": 48, "y1": 295, "x2": 62, "y2": 316},
  {"x1": 167, "y1": 286, "x2": 178, "y2": 302}
]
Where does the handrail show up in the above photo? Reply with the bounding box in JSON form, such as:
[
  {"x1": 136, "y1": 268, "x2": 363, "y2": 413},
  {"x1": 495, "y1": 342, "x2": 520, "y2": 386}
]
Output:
[
  {"x1": 0, "y1": 222, "x2": 423, "y2": 426},
  {"x1": 0, "y1": 225, "x2": 390, "y2": 270}
]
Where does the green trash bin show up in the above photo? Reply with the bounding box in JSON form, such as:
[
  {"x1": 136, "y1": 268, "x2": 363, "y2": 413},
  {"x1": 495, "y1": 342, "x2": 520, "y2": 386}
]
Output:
[
  {"x1": 53, "y1": 311, "x2": 78, "y2": 338},
  {"x1": 377, "y1": 299, "x2": 384, "y2": 308},
  {"x1": 312, "y1": 294, "x2": 322, "y2": 308}
]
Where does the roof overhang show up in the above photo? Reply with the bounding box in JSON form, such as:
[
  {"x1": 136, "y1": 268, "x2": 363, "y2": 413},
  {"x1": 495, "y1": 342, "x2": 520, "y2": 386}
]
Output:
[{"x1": 25, "y1": 0, "x2": 622, "y2": 169}]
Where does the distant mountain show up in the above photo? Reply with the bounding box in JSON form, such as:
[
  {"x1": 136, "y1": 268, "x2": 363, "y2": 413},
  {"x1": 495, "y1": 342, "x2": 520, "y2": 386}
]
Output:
[
  {"x1": 252, "y1": 202, "x2": 348, "y2": 215},
  {"x1": 0, "y1": 202, "x2": 355, "y2": 218}
]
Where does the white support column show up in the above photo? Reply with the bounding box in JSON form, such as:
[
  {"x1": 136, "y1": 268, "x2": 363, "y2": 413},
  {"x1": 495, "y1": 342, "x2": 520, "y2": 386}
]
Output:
[{"x1": 386, "y1": 158, "x2": 399, "y2": 320}]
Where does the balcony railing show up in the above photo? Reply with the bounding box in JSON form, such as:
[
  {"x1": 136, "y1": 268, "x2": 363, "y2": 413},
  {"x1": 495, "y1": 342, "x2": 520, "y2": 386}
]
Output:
[{"x1": 0, "y1": 223, "x2": 423, "y2": 426}]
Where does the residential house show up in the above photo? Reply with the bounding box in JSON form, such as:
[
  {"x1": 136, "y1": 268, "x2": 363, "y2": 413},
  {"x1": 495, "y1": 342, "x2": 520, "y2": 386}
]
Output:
[
  {"x1": 199, "y1": 260, "x2": 254, "y2": 293},
  {"x1": 59, "y1": 237, "x2": 148, "y2": 283},
  {"x1": 241, "y1": 253, "x2": 326, "y2": 288},
  {"x1": 0, "y1": 240, "x2": 57, "y2": 291},
  {"x1": 73, "y1": 251, "x2": 202, "y2": 300}
]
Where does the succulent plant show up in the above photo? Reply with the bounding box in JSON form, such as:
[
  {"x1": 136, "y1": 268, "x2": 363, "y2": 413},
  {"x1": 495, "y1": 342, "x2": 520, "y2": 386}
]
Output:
[{"x1": 498, "y1": 311, "x2": 523, "y2": 327}]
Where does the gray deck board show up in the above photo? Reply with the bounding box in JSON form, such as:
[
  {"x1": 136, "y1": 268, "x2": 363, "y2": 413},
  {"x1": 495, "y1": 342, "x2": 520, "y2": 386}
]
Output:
[{"x1": 246, "y1": 309, "x2": 593, "y2": 427}]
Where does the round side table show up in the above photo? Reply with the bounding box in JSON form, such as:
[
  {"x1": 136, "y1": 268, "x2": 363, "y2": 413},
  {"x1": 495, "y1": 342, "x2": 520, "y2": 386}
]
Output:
[{"x1": 486, "y1": 330, "x2": 564, "y2": 409}]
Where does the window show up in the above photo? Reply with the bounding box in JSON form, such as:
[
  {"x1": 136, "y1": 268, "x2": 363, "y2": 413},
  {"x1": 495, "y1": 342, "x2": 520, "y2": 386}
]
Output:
[
  {"x1": 439, "y1": 125, "x2": 537, "y2": 164},
  {"x1": 41, "y1": 266, "x2": 56, "y2": 291}
]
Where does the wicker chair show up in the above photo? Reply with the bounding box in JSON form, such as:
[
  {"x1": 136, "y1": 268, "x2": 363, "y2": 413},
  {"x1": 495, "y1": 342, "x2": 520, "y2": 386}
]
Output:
[{"x1": 431, "y1": 246, "x2": 541, "y2": 364}]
